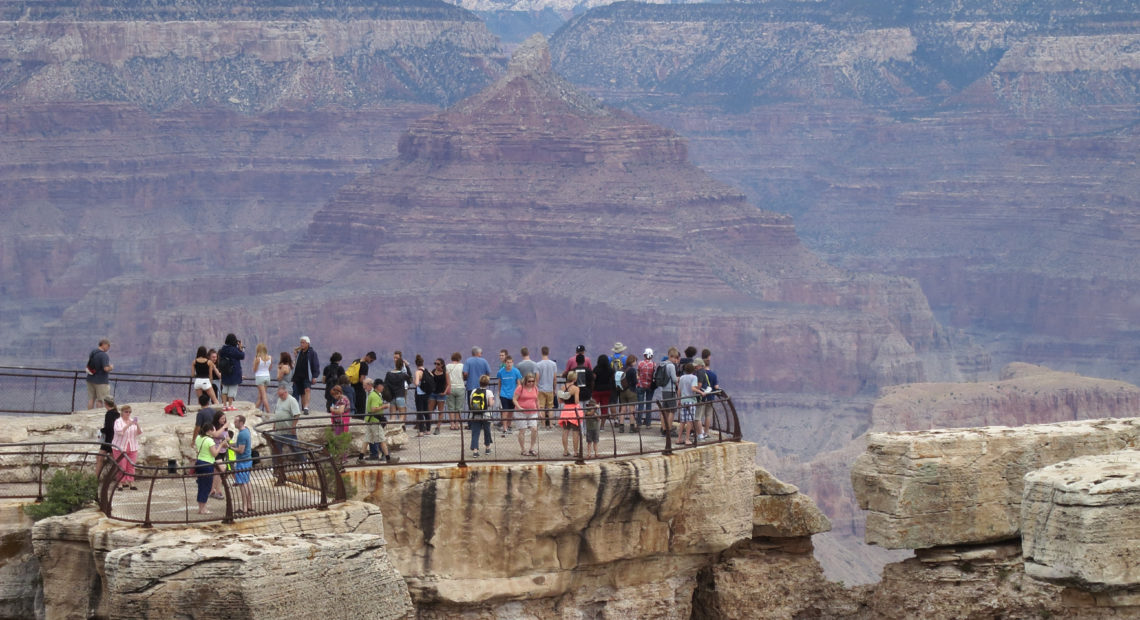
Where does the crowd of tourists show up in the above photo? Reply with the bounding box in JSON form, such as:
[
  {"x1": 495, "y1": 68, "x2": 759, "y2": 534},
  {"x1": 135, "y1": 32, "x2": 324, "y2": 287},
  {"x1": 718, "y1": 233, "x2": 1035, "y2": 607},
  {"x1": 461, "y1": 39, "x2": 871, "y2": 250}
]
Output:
[{"x1": 86, "y1": 336, "x2": 724, "y2": 511}]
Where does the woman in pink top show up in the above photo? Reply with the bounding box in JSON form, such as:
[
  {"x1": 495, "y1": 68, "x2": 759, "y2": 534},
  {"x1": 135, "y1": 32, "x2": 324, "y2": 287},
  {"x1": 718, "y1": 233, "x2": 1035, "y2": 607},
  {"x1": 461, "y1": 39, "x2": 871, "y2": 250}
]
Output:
[
  {"x1": 329, "y1": 385, "x2": 351, "y2": 435},
  {"x1": 514, "y1": 373, "x2": 540, "y2": 456},
  {"x1": 111, "y1": 405, "x2": 142, "y2": 490}
]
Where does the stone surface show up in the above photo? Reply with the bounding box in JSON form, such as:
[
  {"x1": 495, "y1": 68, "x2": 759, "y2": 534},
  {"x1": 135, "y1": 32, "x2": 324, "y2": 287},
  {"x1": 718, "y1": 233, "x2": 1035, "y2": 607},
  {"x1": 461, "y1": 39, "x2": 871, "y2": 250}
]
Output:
[
  {"x1": 32, "y1": 501, "x2": 400, "y2": 620},
  {"x1": 354, "y1": 442, "x2": 756, "y2": 610},
  {"x1": 753, "y1": 469, "x2": 831, "y2": 539},
  {"x1": 0, "y1": 504, "x2": 41, "y2": 620},
  {"x1": 1021, "y1": 450, "x2": 1140, "y2": 593},
  {"x1": 103, "y1": 533, "x2": 412, "y2": 620},
  {"x1": 851, "y1": 416, "x2": 1140, "y2": 549},
  {"x1": 0, "y1": 401, "x2": 268, "y2": 470}
]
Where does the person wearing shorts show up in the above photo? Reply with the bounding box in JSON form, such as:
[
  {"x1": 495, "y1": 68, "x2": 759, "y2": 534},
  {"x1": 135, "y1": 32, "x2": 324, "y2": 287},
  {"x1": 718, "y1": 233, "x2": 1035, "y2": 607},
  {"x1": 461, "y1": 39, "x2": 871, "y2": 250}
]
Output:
[
  {"x1": 536, "y1": 346, "x2": 558, "y2": 427},
  {"x1": 85, "y1": 339, "x2": 113, "y2": 409},
  {"x1": 445, "y1": 352, "x2": 465, "y2": 430},
  {"x1": 364, "y1": 379, "x2": 397, "y2": 463},
  {"x1": 514, "y1": 373, "x2": 540, "y2": 456},
  {"x1": 232, "y1": 415, "x2": 254, "y2": 514}
]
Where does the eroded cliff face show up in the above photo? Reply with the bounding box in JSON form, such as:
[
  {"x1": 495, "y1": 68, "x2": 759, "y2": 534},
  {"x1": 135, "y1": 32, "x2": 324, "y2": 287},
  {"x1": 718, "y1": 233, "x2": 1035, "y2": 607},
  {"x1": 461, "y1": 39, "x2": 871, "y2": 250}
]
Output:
[
  {"x1": 548, "y1": 1, "x2": 1140, "y2": 385},
  {"x1": 353, "y1": 443, "x2": 756, "y2": 614}
]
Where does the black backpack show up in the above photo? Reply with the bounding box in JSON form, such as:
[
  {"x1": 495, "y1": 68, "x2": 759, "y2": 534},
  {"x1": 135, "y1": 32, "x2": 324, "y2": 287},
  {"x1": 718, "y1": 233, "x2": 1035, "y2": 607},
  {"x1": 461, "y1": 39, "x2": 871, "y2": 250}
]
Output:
[
  {"x1": 418, "y1": 368, "x2": 436, "y2": 394},
  {"x1": 216, "y1": 354, "x2": 234, "y2": 376},
  {"x1": 653, "y1": 362, "x2": 673, "y2": 390}
]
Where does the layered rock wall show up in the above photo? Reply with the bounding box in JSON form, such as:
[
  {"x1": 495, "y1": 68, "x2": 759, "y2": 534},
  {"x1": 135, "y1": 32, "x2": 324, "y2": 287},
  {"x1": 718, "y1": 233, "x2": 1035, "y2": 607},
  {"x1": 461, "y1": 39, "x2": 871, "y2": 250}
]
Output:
[{"x1": 353, "y1": 442, "x2": 755, "y2": 614}]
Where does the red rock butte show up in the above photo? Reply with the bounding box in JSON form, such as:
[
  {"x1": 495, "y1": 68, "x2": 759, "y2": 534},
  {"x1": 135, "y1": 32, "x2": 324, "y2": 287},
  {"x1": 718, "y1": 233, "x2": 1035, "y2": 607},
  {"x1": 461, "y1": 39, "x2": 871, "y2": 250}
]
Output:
[{"x1": 147, "y1": 35, "x2": 967, "y2": 396}]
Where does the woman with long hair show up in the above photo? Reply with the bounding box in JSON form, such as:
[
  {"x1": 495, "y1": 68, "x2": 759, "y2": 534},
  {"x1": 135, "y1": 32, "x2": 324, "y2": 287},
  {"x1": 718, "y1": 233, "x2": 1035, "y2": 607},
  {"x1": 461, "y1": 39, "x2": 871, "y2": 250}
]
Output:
[
  {"x1": 592, "y1": 354, "x2": 615, "y2": 430},
  {"x1": 277, "y1": 351, "x2": 294, "y2": 390},
  {"x1": 558, "y1": 371, "x2": 582, "y2": 457},
  {"x1": 413, "y1": 355, "x2": 431, "y2": 437},
  {"x1": 191, "y1": 346, "x2": 219, "y2": 405},
  {"x1": 430, "y1": 357, "x2": 447, "y2": 435},
  {"x1": 194, "y1": 417, "x2": 228, "y2": 515},
  {"x1": 252, "y1": 343, "x2": 273, "y2": 413}
]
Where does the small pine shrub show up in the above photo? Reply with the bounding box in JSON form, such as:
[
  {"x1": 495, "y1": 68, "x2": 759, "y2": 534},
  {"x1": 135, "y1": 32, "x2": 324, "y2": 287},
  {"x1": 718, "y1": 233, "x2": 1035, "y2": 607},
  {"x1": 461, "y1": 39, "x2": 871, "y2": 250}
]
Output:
[
  {"x1": 320, "y1": 428, "x2": 357, "y2": 500},
  {"x1": 24, "y1": 470, "x2": 99, "y2": 521}
]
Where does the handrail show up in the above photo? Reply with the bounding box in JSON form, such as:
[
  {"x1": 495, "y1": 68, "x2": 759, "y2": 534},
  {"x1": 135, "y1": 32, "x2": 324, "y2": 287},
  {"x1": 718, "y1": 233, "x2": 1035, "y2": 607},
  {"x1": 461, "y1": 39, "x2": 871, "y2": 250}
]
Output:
[
  {"x1": 96, "y1": 436, "x2": 346, "y2": 526},
  {"x1": 254, "y1": 391, "x2": 741, "y2": 467}
]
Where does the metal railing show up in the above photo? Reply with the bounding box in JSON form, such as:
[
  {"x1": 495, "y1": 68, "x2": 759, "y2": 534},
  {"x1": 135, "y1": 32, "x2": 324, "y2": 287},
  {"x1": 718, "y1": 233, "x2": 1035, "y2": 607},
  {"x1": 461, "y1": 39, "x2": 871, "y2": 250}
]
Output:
[
  {"x1": 0, "y1": 365, "x2": 327, "y2": 415},
  {"x1": 255, "y1": 391, "x2": 741, "y2": 467},
  {"x1": 0, "y1": 441, "x2": 106, "y2": 501}
]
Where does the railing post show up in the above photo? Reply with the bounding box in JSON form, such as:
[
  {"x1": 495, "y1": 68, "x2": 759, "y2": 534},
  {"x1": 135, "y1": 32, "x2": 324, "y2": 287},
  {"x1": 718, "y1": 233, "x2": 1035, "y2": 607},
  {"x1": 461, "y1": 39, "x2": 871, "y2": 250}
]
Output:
[
  {"x1": 662, "y1": 402, "x2": 673, "y2": 456},
  {"x1": 31, "y1": 376, "x2": 38, "y2": 414},
  {"x1": 36, "y1": 443, "x2": 46, "y2": 502},
  {"x1": 575, "y1": 408, "x2": 586, "y2": 465},
  {"x1": 70, "y1": 372, "x2": 79, "y2": 413},
  {"x1": 457, "y1": 414, "x2": 467, "y2": 468}
]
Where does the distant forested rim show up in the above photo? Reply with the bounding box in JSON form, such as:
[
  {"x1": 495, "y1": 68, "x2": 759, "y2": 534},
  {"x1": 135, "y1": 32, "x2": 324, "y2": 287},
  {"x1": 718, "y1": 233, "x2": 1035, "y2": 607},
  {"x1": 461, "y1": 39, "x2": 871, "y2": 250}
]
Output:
[
  {"x1": 570, "y1": 0, "x2": 1140, "y2": 27},
  {"x1": 0, "y1": 0, "x2": 479, "y2": 21}
]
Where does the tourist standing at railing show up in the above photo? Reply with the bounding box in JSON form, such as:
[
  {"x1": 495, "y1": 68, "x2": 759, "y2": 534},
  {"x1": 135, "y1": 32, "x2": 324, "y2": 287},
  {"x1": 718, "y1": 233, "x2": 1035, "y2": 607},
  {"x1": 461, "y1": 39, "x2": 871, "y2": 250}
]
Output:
[
  {"x1": 536, "y1": 346, "x2": 558, "y2": 428},
  {"x1": 210, "y1": 410, "x2": 230, "y2": 499},
  {"x1": 444, "y1": 352, "x2": 465, "y2": 431},
  {"x1": 693, "y1": 358, "x2": 715, "y2": 440},
  {"x1": 514, "y1": 373, "x2": 539, "y2": 456},
  {"x1": 232, "y1": 415, "x2": 253, "y2": 514},
  {"x1": 413, "y1": 355, "x2": 433, "y2": 437},
  {"x1": 191, "y1": 346, "x2": 220, "y2": 406},
  {"x1": 252, "y1": 344, "x2": 273, "y2": 413},
  {"x1": 516, "y1": 347, "x2": 537, "y2": 380},
  {"x1": 207, "y1": 349, "x2": 223, "y2": 398},
  {"x1": 583, "y1": 400, "x2": 600, "y2": 458},
  {"x1": 609, "y1": 342, "x2": 628, "y2": 372},
  {"x1": 592, "y1": 354, "x2": 615, "y2": 411},
  {"x1": 95, "y1": 396, "x2": 118, "y2": 479},
  {"x1": 429, "y1": 357, "x2": 447, "y2": 435},
  {"x1": 468, "y1": 374, "x2": 495, "y2": 457},
  {"x1": 658, "y1": 347, "x2": 680, "y2": 438},
  {"x1": 635, "y1": 349, "x2": 656, "y2": 430},
  {"x1": 321, "y1": 352, "x2": 345, "y2": 413},
  {"x1": 616, "y1": 354, "x2": 639, "y2": 433},
  {"x1": 698, "y1": 350, "x2": 720, "y2": 436},
  {"x1": 111, "y1": 404, "x2": 141, "y2": 490},
  {"x1": 218, "y1": 334, "x2": 245, "y2": 412},
  {"x1": 558, "y1": 372, "x2": 582, "y2": 457},
  {"x1": 85, "y1": 339, "x2": 113, "y2": 409},
  {"x1": 329, "y1": 385, "x2": 351, "y2": 436},
  {"x1": 277, "y1": 351, "x2": 293, "y2": 390},
  {"x1": 565, "y1": 344, "x2": 592, "y2": 374},
  {"x1": 384, "y1": 358, "x2": 409, "y2": 426},
  {"x1": 363, "y1": 378, "x2": 397, "y2": 463},
  {"x1": 271, "y1": 385, "x2": 301, "y2": 457},
  {"x1": 193, "y1": 422, "x2": 228, "y2": 515},
  {"x1": 292, "y1": 336, "x2": 320, "y2": 415},
  {"x1": 462, "y1": 347, "x2": 492, "y2": 396},
  {"x1": 677, "y1": 363, "x2": 698, "y2": 446},
  {"x1": 346, "y1": 352, "x2": 375, "y2": 417},
  {"x1": 566, "y1": 352, "x2": 593, "y2": 403},
  {"x1": 497, "y1": 356, "x2": 521, "y2": 436}
]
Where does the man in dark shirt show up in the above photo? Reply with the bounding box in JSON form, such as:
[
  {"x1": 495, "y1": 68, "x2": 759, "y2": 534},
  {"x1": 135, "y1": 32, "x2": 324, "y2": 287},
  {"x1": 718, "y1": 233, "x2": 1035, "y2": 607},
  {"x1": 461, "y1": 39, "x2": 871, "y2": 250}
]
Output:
[
  {"x1": 292, "y1": 336, "x2": 320, "y2": 415},
  {"x1": 85, "y1": 339, "x2": 113, "y2": 409},
  {"x1": 95, "y1": 396, "x2": 119, "y2": 479},
  {"x1": 193, "y1": 393, "x2": 217, "y2": 440},
  {"x1": 352, "y1": 352, "x2": 377, "y2": 417}
]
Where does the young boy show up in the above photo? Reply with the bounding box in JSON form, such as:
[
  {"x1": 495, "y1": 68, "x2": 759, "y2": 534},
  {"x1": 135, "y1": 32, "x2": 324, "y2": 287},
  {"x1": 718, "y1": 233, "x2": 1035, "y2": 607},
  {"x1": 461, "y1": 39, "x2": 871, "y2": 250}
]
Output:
[
  {"x1": 583, "y1": 399, "x2": 601, "y2": 458},
  {"x1": 676, "y1": 363, "x2": 699, "y2": 446}
]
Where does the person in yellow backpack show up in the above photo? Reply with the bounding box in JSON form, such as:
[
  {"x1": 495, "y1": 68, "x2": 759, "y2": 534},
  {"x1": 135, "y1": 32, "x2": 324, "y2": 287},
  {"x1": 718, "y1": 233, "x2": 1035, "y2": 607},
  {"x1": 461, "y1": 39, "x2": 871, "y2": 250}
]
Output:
[{"x1": 346, "y1": 352, "x2": 376, "y2": 417}]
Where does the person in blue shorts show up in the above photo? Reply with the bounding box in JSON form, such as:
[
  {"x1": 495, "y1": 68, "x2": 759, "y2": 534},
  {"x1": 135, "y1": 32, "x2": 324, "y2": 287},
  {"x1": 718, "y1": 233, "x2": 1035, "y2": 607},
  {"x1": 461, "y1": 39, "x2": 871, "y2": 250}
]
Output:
[{"x1": 232, "y1": 414, "x2": 254, "y2": 514}]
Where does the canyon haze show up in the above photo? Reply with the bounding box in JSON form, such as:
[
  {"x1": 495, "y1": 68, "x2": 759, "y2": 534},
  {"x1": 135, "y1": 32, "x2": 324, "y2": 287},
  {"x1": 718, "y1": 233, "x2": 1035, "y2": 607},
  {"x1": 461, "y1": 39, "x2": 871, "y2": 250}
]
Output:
[{"x1": 3, "y1": 0, "x2": 1139, "y2": 584}]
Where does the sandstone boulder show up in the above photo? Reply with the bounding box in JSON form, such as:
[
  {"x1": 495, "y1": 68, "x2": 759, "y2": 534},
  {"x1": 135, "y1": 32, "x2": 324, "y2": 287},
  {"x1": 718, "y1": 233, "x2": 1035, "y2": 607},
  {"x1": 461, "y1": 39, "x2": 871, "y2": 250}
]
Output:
[
  {"x1": 753, "y1": 468, "x2": 831, "y2": 538},
  {"x1": 851, "y1": 417, "x2": 1140, "y2": 549},
  {"x1": 1022, "y1": 450, "x2": 1140, "y2": 595},
  {"x1": 103, "y1": 533, "x2": 412, "y2": 620}
]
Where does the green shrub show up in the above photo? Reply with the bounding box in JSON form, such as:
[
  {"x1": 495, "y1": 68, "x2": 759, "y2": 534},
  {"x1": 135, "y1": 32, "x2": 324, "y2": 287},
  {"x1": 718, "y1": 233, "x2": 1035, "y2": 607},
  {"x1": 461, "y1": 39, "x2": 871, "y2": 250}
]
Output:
[
  {"x1": 320, "y1": 428, "x2": 357, "y2": 500},
  {"x1": 24, "y1": 470, "x2": 99, "y2": 521}
]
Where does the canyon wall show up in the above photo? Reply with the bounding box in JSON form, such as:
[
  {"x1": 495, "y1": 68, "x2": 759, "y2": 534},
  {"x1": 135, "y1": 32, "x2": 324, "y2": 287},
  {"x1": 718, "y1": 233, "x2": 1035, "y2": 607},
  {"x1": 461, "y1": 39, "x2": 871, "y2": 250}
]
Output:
[{"x1": 548, "y1": 0, "x2": 1140, "y2": 385}]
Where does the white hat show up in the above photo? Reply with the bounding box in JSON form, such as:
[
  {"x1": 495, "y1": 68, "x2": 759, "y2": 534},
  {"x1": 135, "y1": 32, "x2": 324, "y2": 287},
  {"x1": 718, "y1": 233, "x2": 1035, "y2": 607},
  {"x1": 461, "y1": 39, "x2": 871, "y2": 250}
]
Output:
[
  {"x1": 643, "y1": 348, "x2": 654, "y2": 358},
  {"x1": 300, "y1": 336, "x2": 310, "y2": 343}
]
